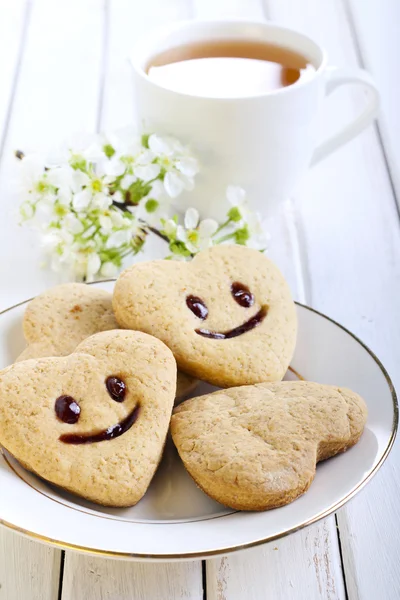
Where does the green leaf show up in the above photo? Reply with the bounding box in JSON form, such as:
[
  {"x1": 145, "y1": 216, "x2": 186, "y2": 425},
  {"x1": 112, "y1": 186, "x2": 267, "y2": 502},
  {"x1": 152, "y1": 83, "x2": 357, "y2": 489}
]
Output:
[
  {"x1": 141, "y1": 134, "x2": 150, "y2": 148},
  {"x1": 227, "y1": 206, "x2": 242, "y2": 222},
  {"x1": 103, "y1": 143, "x2": 115, "y2": 158},
  {"x1": 169, "y1": 240, "x2": 191, "y2": 257},
  {"x1": 125, "y1": 180, "x2": 152, "y2": 205},
  {"x1": 70, "y1": 154, "x2": 87, "y2": 171},
  {"x1": 145, "y1": 198, "x2": 159, "y2": 213}
]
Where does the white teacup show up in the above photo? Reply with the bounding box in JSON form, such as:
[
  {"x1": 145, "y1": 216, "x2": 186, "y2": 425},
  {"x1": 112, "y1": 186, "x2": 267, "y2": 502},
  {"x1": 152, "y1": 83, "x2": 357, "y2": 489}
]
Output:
[{"x1": 131, "y1": 20, "x2": 379, "y2": 219}]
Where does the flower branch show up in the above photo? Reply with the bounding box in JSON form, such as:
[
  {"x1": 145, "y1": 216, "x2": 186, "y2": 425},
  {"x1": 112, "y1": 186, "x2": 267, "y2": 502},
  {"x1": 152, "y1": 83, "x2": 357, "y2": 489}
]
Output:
[{"x1": 16, "y1": 128, "x2": 268, "y2": 280}]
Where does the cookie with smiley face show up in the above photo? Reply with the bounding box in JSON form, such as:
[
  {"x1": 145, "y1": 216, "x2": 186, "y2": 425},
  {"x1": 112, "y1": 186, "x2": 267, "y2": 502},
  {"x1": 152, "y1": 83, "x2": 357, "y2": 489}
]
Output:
[
  {"x1": 0, "y1": 330, "x2": 176, "y2": 506},
  {"x1": 113, "y1": 245, "x2": 297, "y2": 387},
  {"x1": 16, "y1": 282, "x2": 197, "y2": 400},
  {"x1": 171, "y1": 381, "x2": 367, "y2": 510}
]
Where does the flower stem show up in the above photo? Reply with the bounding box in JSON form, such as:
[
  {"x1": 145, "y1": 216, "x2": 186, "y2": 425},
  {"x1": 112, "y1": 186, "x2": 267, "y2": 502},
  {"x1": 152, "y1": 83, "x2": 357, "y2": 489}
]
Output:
[
  {"x1": 214, "y1": 218, "x2": 231, "y2": 235},
  {"x1": 139, "y1": 220, "x2": 170, "y2": 243},
  {"x1": 112, "y1": 200, "x2": 130, "y2": 213},
  {"x1": 214, "y1": 232, "x2": 236, "y2": 244}
]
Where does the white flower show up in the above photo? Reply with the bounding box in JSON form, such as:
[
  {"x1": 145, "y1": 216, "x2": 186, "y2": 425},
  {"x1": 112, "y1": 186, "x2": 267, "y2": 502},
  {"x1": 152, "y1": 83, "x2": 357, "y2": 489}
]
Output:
[
  {"x1": 198, "y1": 218, "x2": 219, "y2": 239},
  {"x1": 184, "y1": 207, "x2": 199, "y2": 230},
  {"x1": 41, "y1": 229, "x2": 74, "y2": 251},
  {"x1": 18, "y1": 154, "x2": 47, "y2": 199},
  {"x1": 18, "y1": 126, "x2": 201, "y2": 280},
  {"x1": 177, "y1": 208, "x2": 219, "y2": 253},
  {"x1": 246, "y1": 216, "x2": 270, "y2": 250},
  {"x1": 102, "y1": 126, "x2": 142, "y2": 156},
  {"x1": 82, "y1": 225, "x2": 97, "y2": 239},
  {"x1": 98, "y1": 156, "x2": 126, "y2": 178},
  {"x1": 163, "y1": 218, "x2": 178, "y2": 237},
  {"x1": 100, "y1": 261, "x2": 119, "y2": 277},
  {"x1": 226, "y1": 185, "x2": 247, "y2": 208},
  {"x1": 134, "y1": 163, "x2": 160, "y2": 181},
  {"x1": 34, "y1": 193, "x2": 57, "y2": 217},
  {"x1": 72, "y1": 189, "x2": 91, "y2": 212},
  {"x1": 47, "y1": 133, "x2": 105, "y2": 167},
  {"x1": 100, "y1": 130, "x2": 157, "y2": 183},
  {"x1": 175, "y1": 157, "x2": 199, "y2": 177},
  {"x1": 41, "y1": 232, "x2": 62, "y2": 251},
  {"x1": 148, "y1": 134, "x2": 178, "y2": 156},
  {"x1": 226, "y1": 186, "x2": 269, "y2": 249},
  {"x1": 148, "y1": 134, "x2": 199, "y2": 198},
  {"x1": 99, "y1": 215, "x2": 113, "y2": 232},
  {"x1": 109, "y1": 210, "x2": 126, "y2": 228},
  {"x1": 68, "y1": 133, "x2": 105, "y2": 163},
  {"x1": 135, "y1": 193, "x2": 169, "y2": 228},
  {"x1": 86, "y1": 252, "x2": 101, "y2": 281},
  {"x1": 106, "y1": 229, "x2": 131, "y2": 249},
  {"x1": 120, "y1": 174, "x2": 136, "y2": 190},
  {"x1": 72, "y1": 169, "x2": 90, "y2": 191},
  {"x1": 63, "y1": 214, "x2": 84, "y2": 235},
  {"x1": 164, "y1": 171, "x2": 194, "y2": 197},
  {"x1": 91, "y1": 192, "x2": 112, "y2": 210}
]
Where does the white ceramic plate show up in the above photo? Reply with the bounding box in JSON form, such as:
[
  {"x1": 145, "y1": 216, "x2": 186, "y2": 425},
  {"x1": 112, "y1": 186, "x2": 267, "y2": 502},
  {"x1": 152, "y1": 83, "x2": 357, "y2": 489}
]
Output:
[{"x1": 0, "y1": 281, "x2": 397, "y2": 561}]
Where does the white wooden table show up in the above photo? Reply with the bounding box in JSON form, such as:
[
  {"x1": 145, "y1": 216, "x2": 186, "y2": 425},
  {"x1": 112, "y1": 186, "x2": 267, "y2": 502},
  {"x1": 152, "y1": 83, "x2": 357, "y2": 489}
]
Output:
[{"x1": 0, "y1": 0, "x2": 399, "y2": 598}]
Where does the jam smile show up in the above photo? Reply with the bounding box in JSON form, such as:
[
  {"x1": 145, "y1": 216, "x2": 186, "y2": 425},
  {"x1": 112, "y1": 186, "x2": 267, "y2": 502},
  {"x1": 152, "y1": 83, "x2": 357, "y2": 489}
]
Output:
[
  {"x1": 59, "y1": 404, "x2": 140, "y2": 445},
  {"x1": 195, "y1": 306, "x2": 268, "y2": 339}
]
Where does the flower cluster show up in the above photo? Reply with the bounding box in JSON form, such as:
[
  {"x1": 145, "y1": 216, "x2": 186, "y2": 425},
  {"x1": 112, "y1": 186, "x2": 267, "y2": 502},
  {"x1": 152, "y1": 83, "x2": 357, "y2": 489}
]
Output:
[
  {"x1": 17, "y1": 128, "x2": 268, "y2": 280},
  {"x1": 160, "y1": 186, "x2": 268, "y2": 259}
]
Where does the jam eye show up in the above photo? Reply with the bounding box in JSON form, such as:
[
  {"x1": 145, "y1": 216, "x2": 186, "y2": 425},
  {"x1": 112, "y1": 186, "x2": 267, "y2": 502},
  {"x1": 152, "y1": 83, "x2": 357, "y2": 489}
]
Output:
[
  {"x1": 106, "y1": 376, "x2": 127, "y2": 402},
  {"x1": 231, "y1": 282, "x2": 255, "y2": 308},
  {"x1": 55, "y1": 395, "x2": 81, "y2": 424},
  {"x1": 186, "y1": 295, "x2": 208, "y2": 320}
]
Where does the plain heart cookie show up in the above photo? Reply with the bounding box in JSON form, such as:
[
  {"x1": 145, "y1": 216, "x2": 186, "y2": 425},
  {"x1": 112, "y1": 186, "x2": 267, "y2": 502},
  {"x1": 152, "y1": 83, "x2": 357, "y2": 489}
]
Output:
[
  {"x1": 113, "y1": 245, "x2": 297, "y2": 387},
  {"x1": 0, "y1": 330, "x2": 176, "y2": 506},
  {"x1": 171, "y1": 382, "x2": 367, "y2": 510},
  {"x1": 16, "y1": 282, "x2": 196, "y2": 400},
  {"x1": 16, "y1": 283, "x2": 118, "y2": 361}
]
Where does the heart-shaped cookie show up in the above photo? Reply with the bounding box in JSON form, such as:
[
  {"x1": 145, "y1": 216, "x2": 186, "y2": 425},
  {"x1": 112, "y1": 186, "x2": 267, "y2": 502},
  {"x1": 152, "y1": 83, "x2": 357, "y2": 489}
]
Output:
[
  {"x1": 0, "y1": 330, "x2": 176, "y2": 506},
  {"x1": 113, "y1": 245, "x2": 297, "y2": 387},
  {"x1": 171, "y1": 382, "x2": 367, "y2": 510},
  {"x1": 16, "y1": 282, "x2": 196, "y2": 400},
  {"x1": 16, "y1": 283, "x2": 118, "y2": 361}
]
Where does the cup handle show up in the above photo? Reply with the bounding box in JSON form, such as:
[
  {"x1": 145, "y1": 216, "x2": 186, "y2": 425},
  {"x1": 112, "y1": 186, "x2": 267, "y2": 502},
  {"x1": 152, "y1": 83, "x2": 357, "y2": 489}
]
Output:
[{"x1": 310, "y1": 66, "x2": 379, "y2": 166}]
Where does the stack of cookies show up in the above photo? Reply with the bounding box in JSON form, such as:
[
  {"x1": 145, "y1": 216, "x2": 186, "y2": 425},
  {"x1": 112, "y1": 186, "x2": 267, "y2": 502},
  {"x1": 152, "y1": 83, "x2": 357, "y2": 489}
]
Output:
[{"x1": 0, "y1": 245, "x2": 367, "y2": 510}]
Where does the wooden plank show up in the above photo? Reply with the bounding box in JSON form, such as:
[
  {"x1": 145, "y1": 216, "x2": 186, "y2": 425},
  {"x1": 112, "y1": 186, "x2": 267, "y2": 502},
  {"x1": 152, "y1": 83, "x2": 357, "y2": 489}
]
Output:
[
  {"x1": 99, "y1": 0, "x2": 191, "y2": 131},
  {"x1": 262, "y1": 0, "x2": 400, "y2": 598},
  {"x1": 207, "y1": 520, "x2": 345, "y2": 600},
  {"x1": 0, "y1": 1, "x2": 65, "y2": 598},
  {"x1": 192, "y1": 1, "x2": 346, "y2": 599},
  {"x1": 0, "y1": 0, "x2": 104, "y2": 310},
  {"x1": 346, "y1": 0, "x2": 400, "y2": 205},
  {"x1": 0, "y1": 0, "x2": 105, "y2": 598},
  {"x1": 60, "y1": 0, "x2": 204, "y2": 598},
  {"x1": 0, "y1": 0, "x2": 27, "y2": 150},
  {"x1": 188, "y1": 0, "x2": 266, "y2": 20},
  {"x1": 61, "y1": 554, "x2": 203, "y2": 600},
  {"x1": 0, "y1": 529, "x2": 61, "y2": 600}
]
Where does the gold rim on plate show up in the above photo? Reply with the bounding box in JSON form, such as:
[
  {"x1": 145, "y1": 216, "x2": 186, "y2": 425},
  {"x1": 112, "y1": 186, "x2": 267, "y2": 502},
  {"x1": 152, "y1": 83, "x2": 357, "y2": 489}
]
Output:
[{"x1": 0, "y1": 288, "x2": 397, "y2": 560}]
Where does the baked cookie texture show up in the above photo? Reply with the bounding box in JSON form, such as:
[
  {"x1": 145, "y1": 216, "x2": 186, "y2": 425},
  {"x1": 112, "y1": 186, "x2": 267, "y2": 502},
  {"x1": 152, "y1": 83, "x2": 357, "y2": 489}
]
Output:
[
  {"x1": 16, "y1": 283, "x2": 118, "y2": 361},
  {"x1": 171, "y1": 382, "x2": 367, "y2": 511},
  {"x1": 16, "y1": 282, "x2": 196, "y2": 400},
  {"x1": 0, "y1": 330, "x2": 176, "y2": 506},
  {"x1": 113, "y1": 245, "x2": 297, "y2": 388}
]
